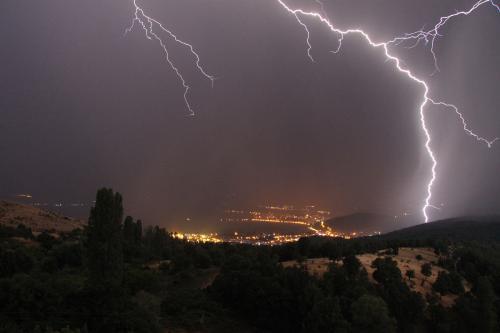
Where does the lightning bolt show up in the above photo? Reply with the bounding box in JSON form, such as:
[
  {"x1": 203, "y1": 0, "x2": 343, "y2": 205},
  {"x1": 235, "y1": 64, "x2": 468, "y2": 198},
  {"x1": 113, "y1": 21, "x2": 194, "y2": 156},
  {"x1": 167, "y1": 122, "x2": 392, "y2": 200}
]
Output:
[
  {"x1": 125, "y1": 0, "x2": 214, "y2": 115},
  {"x1": 313, "y1": 0, "x2": 343, "y2": 54},
  {"x1": 388, "y1": 0, "x2": 500, "y2": 75},
  {"x1": 276, "y1": 0, "x2": 499, "y2": 222},
  {"x1": 125, "y1": 0, "x2": 498, "y2": 223}
]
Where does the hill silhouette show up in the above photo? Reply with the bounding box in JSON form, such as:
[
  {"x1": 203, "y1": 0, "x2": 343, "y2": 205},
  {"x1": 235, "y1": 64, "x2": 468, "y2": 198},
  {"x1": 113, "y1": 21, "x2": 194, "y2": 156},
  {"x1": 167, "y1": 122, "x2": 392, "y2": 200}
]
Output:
[
  {"x1": 380, "y1": 215, "x2": 500, "y2": 242},
  {"x1": 326, "y1": 212, "x2": 416, "y2": 235}
]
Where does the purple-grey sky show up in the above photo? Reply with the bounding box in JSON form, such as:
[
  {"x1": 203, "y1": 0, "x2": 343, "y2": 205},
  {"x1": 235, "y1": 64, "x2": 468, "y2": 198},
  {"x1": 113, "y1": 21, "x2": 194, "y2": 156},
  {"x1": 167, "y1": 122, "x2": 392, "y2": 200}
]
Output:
[{"x1": 1, "y1": 0, "x2": 498, "y2": 231}]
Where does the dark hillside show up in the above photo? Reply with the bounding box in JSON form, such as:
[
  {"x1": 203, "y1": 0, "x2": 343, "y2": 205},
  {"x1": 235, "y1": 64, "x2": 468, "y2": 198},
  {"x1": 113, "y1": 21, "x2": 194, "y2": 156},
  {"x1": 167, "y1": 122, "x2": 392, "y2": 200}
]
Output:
[
  {"x1": 326, "y1": 212, "x2": 416, "y2": 235},
  {"x1": 380, "y1": 216, "x2": 500, "y2": 242}
]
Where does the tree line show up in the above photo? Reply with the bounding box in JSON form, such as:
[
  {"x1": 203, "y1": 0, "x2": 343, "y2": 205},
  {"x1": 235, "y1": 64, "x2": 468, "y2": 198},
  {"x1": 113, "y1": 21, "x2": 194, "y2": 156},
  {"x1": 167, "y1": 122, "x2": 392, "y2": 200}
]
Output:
[{"x1": 0, "y1": 188, "x2": 499, "y2": 332}]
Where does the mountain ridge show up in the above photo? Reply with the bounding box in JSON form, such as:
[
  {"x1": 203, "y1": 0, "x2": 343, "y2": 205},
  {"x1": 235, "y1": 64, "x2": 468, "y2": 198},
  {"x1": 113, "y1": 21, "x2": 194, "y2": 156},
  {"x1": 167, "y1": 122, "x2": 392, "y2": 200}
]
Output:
[{"x1": 379, "y1": 215, "x2": 500, "y2": 242}]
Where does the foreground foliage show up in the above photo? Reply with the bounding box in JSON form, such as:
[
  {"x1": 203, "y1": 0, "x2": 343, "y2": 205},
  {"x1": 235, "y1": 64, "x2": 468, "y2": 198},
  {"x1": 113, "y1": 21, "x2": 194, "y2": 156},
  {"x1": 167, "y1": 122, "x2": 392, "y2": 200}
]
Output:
[{"x1": 0, "y1": 189, "x2": 499, "y2": 332}]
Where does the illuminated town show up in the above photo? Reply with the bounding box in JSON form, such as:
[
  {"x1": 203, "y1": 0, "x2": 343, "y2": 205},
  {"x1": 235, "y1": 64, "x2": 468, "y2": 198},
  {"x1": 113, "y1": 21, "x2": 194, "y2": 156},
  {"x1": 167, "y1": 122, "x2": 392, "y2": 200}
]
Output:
[
  {"x1": 12, "y1": 195, "x2": 372, "y2": 244},
  {"x1": 172, "y1": 231, "x2": 314, "y2": 245},
  {"x1": 171, "y1": 205, "x2": 357, "y2": 245},
  {"x1": 221, "y1": 204, "x2": 331, "y2": 226}
]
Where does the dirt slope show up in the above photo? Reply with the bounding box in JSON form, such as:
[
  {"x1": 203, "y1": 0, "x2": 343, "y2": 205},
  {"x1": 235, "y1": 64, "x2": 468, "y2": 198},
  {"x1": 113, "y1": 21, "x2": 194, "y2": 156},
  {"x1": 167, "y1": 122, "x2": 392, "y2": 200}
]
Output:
[
  {"x1": 0, "y1": 201, "x2": 85, "y2": 233},
  {"x1": 282, "y1": 247, "x2": 468, "y2": 307}
]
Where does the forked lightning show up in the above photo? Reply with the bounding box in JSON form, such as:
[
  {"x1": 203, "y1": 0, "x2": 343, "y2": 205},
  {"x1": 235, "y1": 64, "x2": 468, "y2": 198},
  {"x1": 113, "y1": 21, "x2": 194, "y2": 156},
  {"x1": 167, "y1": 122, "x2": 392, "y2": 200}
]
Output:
[
  {"x1": 125, "y1": 0, "x2": 214, "y2": 116},
  {"x1": 126, "y1": 0, "x2": 499, "y2": 222}
]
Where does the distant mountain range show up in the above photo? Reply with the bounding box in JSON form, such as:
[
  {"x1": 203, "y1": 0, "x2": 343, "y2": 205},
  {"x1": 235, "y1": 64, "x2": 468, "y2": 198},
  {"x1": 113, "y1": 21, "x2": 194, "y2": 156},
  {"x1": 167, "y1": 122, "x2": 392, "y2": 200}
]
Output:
[{"x1": 325, "y1": 212, "x2": 417, "y2": 235}]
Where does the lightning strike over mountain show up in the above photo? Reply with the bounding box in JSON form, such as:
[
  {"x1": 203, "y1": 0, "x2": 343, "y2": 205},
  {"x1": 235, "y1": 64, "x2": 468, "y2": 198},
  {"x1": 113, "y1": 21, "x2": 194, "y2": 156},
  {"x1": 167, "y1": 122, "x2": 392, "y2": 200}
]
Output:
[
  {"x1": 125, "y1": 0, "x2": 498, "y2": 223},
  {"x1": 277, "y1": 0, "x2": 498, "y2": 222},
  {"x1": 125, "y1": 0, "x2": 214, "y2": 115}
]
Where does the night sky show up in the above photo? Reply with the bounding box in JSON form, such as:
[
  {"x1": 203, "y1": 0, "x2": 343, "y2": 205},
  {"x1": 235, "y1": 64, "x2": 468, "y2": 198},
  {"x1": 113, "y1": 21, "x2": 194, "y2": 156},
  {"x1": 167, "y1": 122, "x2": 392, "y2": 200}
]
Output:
[{"x1": 1, "y1": 0, "x2": 499, "y2": 231}]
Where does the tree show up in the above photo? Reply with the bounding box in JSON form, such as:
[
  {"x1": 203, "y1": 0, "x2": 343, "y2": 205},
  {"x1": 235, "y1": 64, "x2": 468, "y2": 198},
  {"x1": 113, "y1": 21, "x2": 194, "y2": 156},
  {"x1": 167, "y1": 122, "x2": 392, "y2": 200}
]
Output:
[
  {"x1": 37, "y1": 231, "x2": 57, "y2": 250},
  {"x1": 351, "y1": 295, "x2": 396, "y2": 333},
  {"x1": 123, "y1": 216, "x2": 143, "y2": 245},
  {"x1": 475, "y1": 277, "x2": 497, "y2": 333},
  {"x1": 303, "y1": 296, "x2": 350, "y2": 333},
  {"x1": 406, "y1": 269, "x2": 415, "y2": 281},
  {"x1": 421, "y1": 263, "x2": 432, "y2": 277},
  {"x1": 87, "y1": 188, "x2": 124, "y2": 288},
  {"x1": 372, "y1": 257, "x2": 424, "y2": 329},
  {"x1": 123, "y1": 216, "x2": 144, "y2": 262},
  {"x1": 433, "y1": 240, "x2": 449, "y2": 256},
  {"x1": 135, "y1": 220, "x2": 143, "y2": 243},
  {"x1": 0, "y1": 247, "x2": 33, "y2": 277},
  {"x1": 343, "y1": 254, "x2": 362, "y2": 279},
  {"x1": 433, "y1": 271, "x2": 464, "y2": 295},
  {"x1": 421, "y1": 263, "x2": 432, "y2": 286},
  {"x1": 123, "y1": 216, "x2": 135, "y2": 244},
  {"x1": 16, "y1": 224, "x2": 33, "y2": 239},
  {"x1": 372, "y1": 257, "x2": 402, "y2": 286}
]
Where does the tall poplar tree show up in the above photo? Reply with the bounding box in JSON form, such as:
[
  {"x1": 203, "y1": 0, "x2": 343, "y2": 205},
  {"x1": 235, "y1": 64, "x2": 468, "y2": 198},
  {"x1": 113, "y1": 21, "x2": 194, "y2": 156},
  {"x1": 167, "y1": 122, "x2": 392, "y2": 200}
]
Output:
[{"x1": 87, "y1": 188, "x2": 124, "y2": 288}]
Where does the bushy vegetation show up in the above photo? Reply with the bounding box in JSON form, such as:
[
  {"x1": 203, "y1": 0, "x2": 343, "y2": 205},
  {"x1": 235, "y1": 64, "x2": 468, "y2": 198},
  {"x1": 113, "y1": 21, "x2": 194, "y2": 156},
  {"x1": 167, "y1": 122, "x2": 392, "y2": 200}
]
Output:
[{"x1": 0, "y1": 189, "x2": 499, "y2": 332}]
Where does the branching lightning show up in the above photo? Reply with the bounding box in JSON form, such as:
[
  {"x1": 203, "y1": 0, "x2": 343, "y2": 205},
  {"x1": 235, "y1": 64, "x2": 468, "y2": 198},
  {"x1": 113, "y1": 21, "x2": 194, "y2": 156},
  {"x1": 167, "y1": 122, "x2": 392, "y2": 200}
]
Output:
[
  {"x1": 387, "y1": 0, "x2": 500, "y2": 75},
  {"x1": 277, "y1": 0, "x2": 499, "y2": 222},
  {"x1": 125, "y1": 0, "x2": 498, "y2": 223},
  {"x1": 313, "y1": 0, "x2": 343, "y2": 54},
  {"x1": 125, "y1": 0, "x2": 214, "y2": 115}
]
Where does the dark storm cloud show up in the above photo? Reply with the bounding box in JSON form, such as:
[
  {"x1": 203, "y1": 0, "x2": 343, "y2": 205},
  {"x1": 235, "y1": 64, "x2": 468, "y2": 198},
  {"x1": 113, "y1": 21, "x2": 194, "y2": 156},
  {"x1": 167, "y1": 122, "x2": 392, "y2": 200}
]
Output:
[{"x1": 0, "y1": 0, "x2": 498, "y2": 230}]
